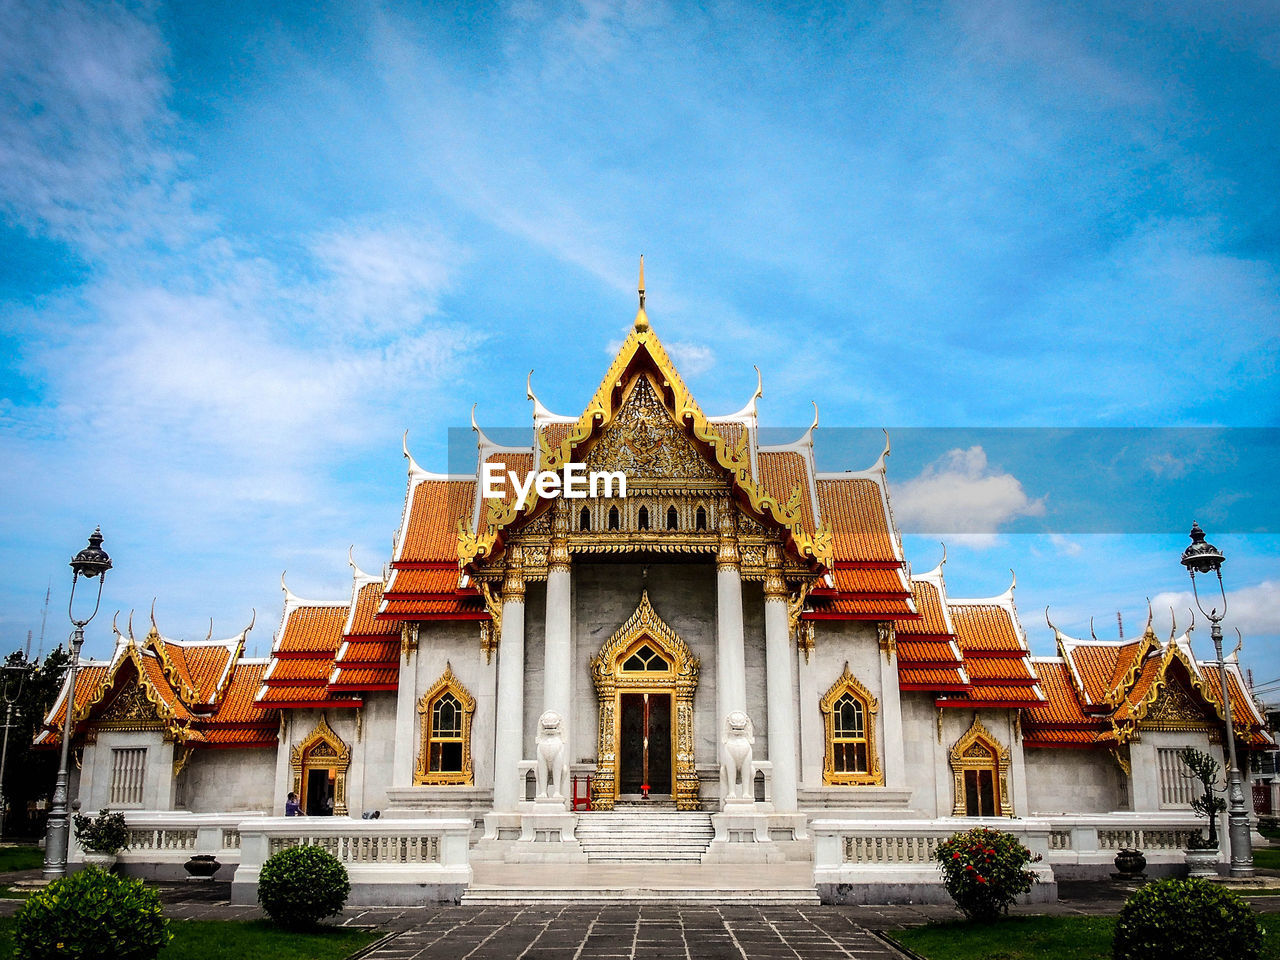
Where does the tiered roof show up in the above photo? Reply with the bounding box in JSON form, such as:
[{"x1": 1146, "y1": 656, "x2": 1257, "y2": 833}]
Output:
[
  {"x1": 894, "y1": 561, "x2": 968, "y2": 691},
  {"x1": 1021, "y1": 611, "x2": 1272, "y2": 749},
  {"x1": 37, "y1": 612, "x2": 273, "y2": 749},
  {"x1": 330, "y1": 558, "x2": 401, "y2": 693},
  {"x1": 254, "y1": 577, "x2": 360, "y2": 709}
]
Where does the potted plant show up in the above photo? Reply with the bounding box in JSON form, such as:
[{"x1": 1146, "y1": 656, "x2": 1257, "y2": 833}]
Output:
[
  {"x1": 1179, "y1": 746, "x2": 1226, "y2": 878},
  {"x1": 72, "y1": 808, "x2": 131, "y2": 870},
  {"x1": 1113, "y1": 848, "x2": 1147, "y2": 880}
]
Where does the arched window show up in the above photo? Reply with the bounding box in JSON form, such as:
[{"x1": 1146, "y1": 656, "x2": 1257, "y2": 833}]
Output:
[
  {"x1": 416, "y1": 665, "x2": 476, "y2": 785},
  {"x1": 580, "y1": 506, "x2": 591, "y2": 530},
  {"x1": 695, "y1": 506, "x2": 707, "y2": 531},
  {"x1": 608, "y1": 506, "x2": 620, "y2": 530},
  {"x1": 621, "y1": 642, "x2": 671, "y2": 673},
  {"x1": 819, "y1": 664, "x2": 883, "y2": 785},
  {"x1": 667, "y1": 506, "x2": 678, "y2": 530},
  {"x1": 638, "y1": 506, "x2": 650, "y2": 530}
]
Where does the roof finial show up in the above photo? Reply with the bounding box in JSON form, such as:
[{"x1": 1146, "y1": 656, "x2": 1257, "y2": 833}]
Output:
[{"x1": 634, "y1": 255, "x2": 649, "y2": 332}]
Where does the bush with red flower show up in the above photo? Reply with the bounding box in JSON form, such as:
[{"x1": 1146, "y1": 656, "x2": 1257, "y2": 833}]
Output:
[{"x1": 935, "y1": 827, "x2": 1040, "y2": 921}]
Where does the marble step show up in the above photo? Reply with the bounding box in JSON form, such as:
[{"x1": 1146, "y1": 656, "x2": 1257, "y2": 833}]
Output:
[{"x1": 462, "y1": 887, "x2": 821, "y2": 904}]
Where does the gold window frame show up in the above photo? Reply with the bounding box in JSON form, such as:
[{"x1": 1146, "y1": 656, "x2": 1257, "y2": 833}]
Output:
[
  {"x1": 415, "y1": 663, "x2": 476, "y2": 785},
  {"x1": 820, "y1": 663, "x2": 884, "y2": 785},
  {"x1": 949, "y1": 715, "x2": 1013, "y2": 817}
]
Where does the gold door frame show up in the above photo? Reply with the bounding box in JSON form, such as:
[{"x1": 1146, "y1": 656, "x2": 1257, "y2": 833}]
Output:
[
  {"x1": 590, "y1": 591, "x2": 700, "y2": 810},
  {"x1": 949, "y1": 715, "x2": 1012, "y2": 817},
  {"x1": 290, "y1": 713, "x2": 351, "y2": 816}
]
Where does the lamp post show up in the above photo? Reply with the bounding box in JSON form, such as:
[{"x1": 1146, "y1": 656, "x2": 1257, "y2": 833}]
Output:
[
  {"x1": 42, "y1": 528, "x2": 112, "y2": 880},
  {"x1": 1180, "y1": 521, "x2": 1253, "y2": 878}
]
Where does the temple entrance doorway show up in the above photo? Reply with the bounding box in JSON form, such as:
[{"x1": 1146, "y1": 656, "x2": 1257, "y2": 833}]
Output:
[
  {"x1": 617, "y1": 692, "x2": 673, "y2": 798},
  {"x1": 305, "y1": 767, "x2": 334, "y2": 816},
  {"x1": 589, "y1": 591, "x2": 700, "y2": 810}
]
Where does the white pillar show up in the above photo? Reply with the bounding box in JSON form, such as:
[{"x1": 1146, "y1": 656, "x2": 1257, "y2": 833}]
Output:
[
  {"x1": 763, "y1": 552, "x2": 798, "y2": 811},
  {"x1": 391, "y1": 625, "x2": 417, "y2": 787},
  {"x1": 542, "y1": 524, "x2": 572, "y2": 805},
  {"x1": 877, "y1": 624, "x2": 906, "y2": 789},
  {"x1": 716, "y1": 521, "x2": 748, "y2": 727},
  {"x1": 492, "y1": 553, "x2": 527, "y2": 811}
]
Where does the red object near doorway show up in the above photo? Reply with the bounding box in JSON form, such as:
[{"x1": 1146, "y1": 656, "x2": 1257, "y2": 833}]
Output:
[{"x1": 572, "y1": 774, "x2": 592, "y2": 811}]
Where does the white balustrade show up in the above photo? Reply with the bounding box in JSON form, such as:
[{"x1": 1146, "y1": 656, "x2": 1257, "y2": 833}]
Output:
[{"x1": 232, "y1": 817, "x2": 472, "y2": 906}]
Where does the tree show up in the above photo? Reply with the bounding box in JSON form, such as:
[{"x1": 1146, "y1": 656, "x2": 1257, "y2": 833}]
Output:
[
  {"x1": 1, "y1": 645, "x2": 70, "y2": 836},
  {"x1": 1180, "y1": 746, "x2": 1226, "y2": 849}
]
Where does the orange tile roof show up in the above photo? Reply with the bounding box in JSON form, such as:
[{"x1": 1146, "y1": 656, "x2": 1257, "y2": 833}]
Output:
[
  {"x1": 757, "y1": 451, "x2": 815, "y2": 534},
  {"x1": 950, "y1": 604, "x2": 1025, "y2": 653},
  {"x1": 379, "y1": 597, "x2": 486, "y2": 618},
  {"x1": 952, "y1": 684, "x2": 1045, "y2": 703},
  {"x1": 899, "y1": 666, "x2": 969, "y2": 688},
  {"x1": 1063, "y1": 642, "x2": 1135, "y2": 707},
  {"x1": 398, "y1": 479, "x2": 476, "y2": 564},
  {"x1": 897, "y1": 580, "x2": 951, "y2": 637},
  {"x1": 137, "y1": 654, "x2": 197, "y2": 722},
  {"x1": 207, "y1": 663, "x2": 273, "y2": 724},
  {"x1": 384, "y1": 567, "x2": 463, "y2": 596},
  {"x1": 897, "y1": 639, "x2": 962, "y2": 665},
  {"x1": 965, "y1": 657, "x2": 1036, "y2": 682},
  {"x1": 277, "y1": 605, "x2": 348, "y2": 655},
  {"x1": 1025, "y1": 660, "x2": 1095, "y2": 726},
  {"x1": 336, "y1": 640, "x2": 401, "y2": 664},
  {"x1": 267, "y1": 657, "x2": 338, "y2": 682},
  {"x1": 328, "y1": 666, "x2": 399, "y2": 689},
  {"x1": 829, "y1": 566, "x2": 907, "y2": 595},
  {"x1": 345, "y1": 581, "x2": 397, "y2": 637},
  {"x1": 38, "y1": 664, "x2": 110, "y2": 742},
  {"x1": 1201, "y1": 668, "x2": 1269, "y2": 742},
  {"x1": 807, "y1": 596, "x2": 915, "y2": 618},
  {"x1": 150, "y1": 637, "x2": 235, "y2": 706},
  {"x1": 1022, "y1": 728, "x2": 1103, "y2": 747},
  {"x1": 815, "y1": 477, "x2": 899, "y2": 563},
  {"x1": 539, "y1": 422, "x2": 573, "y2": 452},
  {"x1": 254, "y1": 684, "x2": 360, "y2": 707}
]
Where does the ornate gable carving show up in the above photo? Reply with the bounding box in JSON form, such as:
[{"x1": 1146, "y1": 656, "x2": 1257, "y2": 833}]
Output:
[
  {"x1": 584, "y1": 376, "x2": 723, "y2": 484},
  {"x1": 99, "y1": 678, "x2": 164, "y2": 729}
]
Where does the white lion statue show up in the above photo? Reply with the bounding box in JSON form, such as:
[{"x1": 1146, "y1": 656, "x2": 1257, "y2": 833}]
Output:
[
  {"x1": 535, "y1": 710, "x2": 569, "y2": 800},
  {"x1": 720, "y1": 710, "x2": 755, "y2": 801}
]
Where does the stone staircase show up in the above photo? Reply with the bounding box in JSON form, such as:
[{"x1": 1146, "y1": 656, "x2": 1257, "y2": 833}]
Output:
[{"x1": 574, "y1": 810, "x2": 714, "y2": 863}]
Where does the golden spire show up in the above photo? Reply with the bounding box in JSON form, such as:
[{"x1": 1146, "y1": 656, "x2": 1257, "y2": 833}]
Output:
[{"x1": 634, "y1": 255, "x2": 649, "y2": 332}]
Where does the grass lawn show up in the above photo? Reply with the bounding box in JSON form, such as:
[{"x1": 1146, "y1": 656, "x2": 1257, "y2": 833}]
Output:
[
  {"x1": 891, "y1": 913, "x2": 1280, "y2": 960},
  {"x1": 0, "y1": 916, "x2": 381, "y2": 960},
  {"x1": 1254, "y1": 846, "x2": 1280, "y2": 870},
  {"x1": 0, "y1": 846, "x2": 44, "y2": 873}
]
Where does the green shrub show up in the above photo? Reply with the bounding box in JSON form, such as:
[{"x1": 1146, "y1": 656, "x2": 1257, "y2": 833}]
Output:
[
  {"x1": 257, "y1": 844, "x2": 350, "y2": 929},
  {"x1": 14, "y1": 866, "x2": 169, "y2": 960},
  {"x1": 72, "y1": 808, "x2": 131, "y2": 855},
  {"x1": 935, "y1": 827, "x2": 1039, "y2": 921},
  {"x1": 1113, "y1": 877, "x2": 1260, "y2": 960}
]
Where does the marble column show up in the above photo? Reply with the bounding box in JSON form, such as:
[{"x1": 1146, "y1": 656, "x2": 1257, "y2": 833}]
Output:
[
  {"x1": 716, "y1": 509, "x2": 748, "y2": 735},
  {"x1": 763, "y1": 546, "x2": 799, "y2": 811},
  {"x1": 391, "y1": 623, "x2": 418, "y2": 787},
  {"x1": 492, "y1": 549, "x2": 527, "y2": 811},
  {"x1": 877, "y1": 624, "x2": 906, "y2": 789},
  {"x1": 542, "y1": 514, "x2": 572, "y2": 804}
]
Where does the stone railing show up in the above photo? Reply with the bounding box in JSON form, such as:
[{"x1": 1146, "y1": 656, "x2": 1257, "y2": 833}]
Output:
[
  {"x1": 813, "y1": 812, "x2": 1215, "y2": 902},
  {"x1": 812, "y1": 816, "x2": 1058, "y2": 905},
  {"x1": 69, "y1": 812, "x2": 265, "y2": 881},
  {"x1": 232, "y1": 817, "x2": 472, "y2": 906},
  {"x1": 1037, "y1": 812, "x2": 1210, "y2": 879}
]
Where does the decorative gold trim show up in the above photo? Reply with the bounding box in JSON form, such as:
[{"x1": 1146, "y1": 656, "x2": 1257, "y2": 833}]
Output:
[
  {"x1": 1109, "y1": 643, "x2": 1238, "y2": 746},
  {"x1": 477, "y1": 582, "x2": 501, "y2": 663},
  {"x1": 74, "y1": 643, "x2": 192, "y2": 744},
  {"x1": 877, "y1": 622, "x2": 896, "y2": 662},
  {"x1": 290, "y1": 714, "x2": 351, "y2": 816},
  {"x1": 949, "y1": 716, "x2": 1013, "y2": 817},
  {"x1": 819, "y1": 663, "x2": 883, "y2": 786},
  {"x1": 590, "y1": 590, "x2": 700, "y2": 810},
  {"x1": 458, "y1": 324, "x2": 834, "y2": 569},
  {"x1": 415, "y1": 663, "x2": 476, "y2": 785}
]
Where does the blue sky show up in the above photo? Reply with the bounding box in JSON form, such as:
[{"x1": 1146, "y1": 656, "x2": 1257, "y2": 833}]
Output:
[{"x1": 1, "y1": 1, "x2": 1278, "y2": 695}]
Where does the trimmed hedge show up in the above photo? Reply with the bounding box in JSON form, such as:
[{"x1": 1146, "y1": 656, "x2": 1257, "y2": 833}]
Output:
[
  {"x1": 1113, "y1": 877, "x2": 1261, "y2": 960},
  {"x1": 257, "y1": 844, "x2": 351, "y2": 929},
  {"x1": 14, "y1": 866, "x2": 169, "y2": 960}
]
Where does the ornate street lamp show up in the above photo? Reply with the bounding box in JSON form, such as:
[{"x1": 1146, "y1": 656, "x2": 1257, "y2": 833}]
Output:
[
  {"x1": 1180, "y1": 521, "x2": 1253, "y2": 878},
  {"x1": 42, "y1": 527, "x2": 112, "y2": 880}
]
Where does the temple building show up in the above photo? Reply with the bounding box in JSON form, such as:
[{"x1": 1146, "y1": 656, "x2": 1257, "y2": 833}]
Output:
[{"x1": 38, "y1": 275, "x2": 1273, "y2": 900}]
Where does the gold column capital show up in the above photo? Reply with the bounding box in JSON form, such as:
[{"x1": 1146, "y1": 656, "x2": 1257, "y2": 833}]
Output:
[
  {"x1": 764, "y1": 542, "x2": 786, "y2": 599},
  {"x1": 503, "y1": 546, "x2": 526, "y2": 601}
]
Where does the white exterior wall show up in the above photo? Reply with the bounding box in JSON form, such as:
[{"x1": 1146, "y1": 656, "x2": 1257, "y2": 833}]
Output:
[
  {"x1": 900, "y1": 693, "x2": 943, "y2": 816},
  {"x1": 1025, "y1": 748, "x2": 1126, "y2": 814},
  {"x1": 79, "y1": 731, "x2": 174, "y2": 812},
  {"x1": 182, "y1": 747, "x2": 276, "y2": 813},
  {"x1": 407, "y1": 621, "x2": 496, "y2": 790},
  {"x1": 797, "y1": 621, "x2": 885, "y2": 789}
]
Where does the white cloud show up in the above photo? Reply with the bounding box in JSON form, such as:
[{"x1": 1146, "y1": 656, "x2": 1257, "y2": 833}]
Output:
[
  {"x1": 1049, "y1": 534, "x2": 1083, "y2": 557},
  {"x1": 891, "y1": 446, "x2": 1046, "y2": 545},
  {"x1": 1150, "y1": 580, "x2": 1280, "y2": 642}
]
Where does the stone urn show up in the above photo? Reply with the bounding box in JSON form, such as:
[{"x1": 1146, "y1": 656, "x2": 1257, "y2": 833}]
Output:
[
  {"x1": 183, "y1": 855, "x2": 221, "y2": 879},
  {"x1": 82, "y1": 851, "x2": 117, "y2": 872},
  {"x1": 1184, "y1": 847, "x2": 1219, "y2": 879},
  {"x1": 1113, "y1": 848, "x2": 1147, "y2": 879}
]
